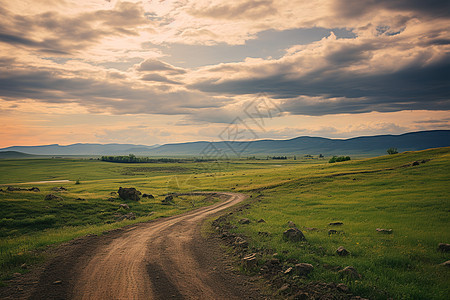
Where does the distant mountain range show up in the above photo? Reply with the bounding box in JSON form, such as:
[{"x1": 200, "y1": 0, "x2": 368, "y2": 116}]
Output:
[{"x1": 0, "y1": 130, "x2": 449, "y2": 157}]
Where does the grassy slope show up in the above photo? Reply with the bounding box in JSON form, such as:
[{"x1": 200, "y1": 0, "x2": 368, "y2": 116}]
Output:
[
  {"x1": 0, "y1": 149, "x2": 448, "y2": 298},
  {"x1": 228, "y1": 147, "x2": 450, "y2": 299}
]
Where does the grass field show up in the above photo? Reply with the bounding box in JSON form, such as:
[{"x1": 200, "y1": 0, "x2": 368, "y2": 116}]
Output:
[{"x1": 0, "y1": 149, "x2": 449, "y2": 299}]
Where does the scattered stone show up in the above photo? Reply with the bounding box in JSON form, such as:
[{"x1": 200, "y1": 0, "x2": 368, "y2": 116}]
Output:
[
  {"x1": 142, "y1": 194, "x2": 154, "y2": 199},
  {"x1": 242, "y1": 253, "x2": 258, "y2": 270},
  {"x1": 239, "y1": 218, "x2": 251, "y2": 224},
  {"x1": 336, "y1": 246, "x2": 350, "y2": 256},
  {"x1": 438, "y1": 243, "x2": 450, "y2": 252},
  {"x1": 337, "y1": 283, "x2": 348, "y2": 292},
  {"x1": 257, "y1": 231, "x2": 270, "y2": 237},
  {"x1": 412, "y1": 161, "x2": 420, "y2": 166},
  {"x1": 107, "y1": 197, "x2": 116, "y2": 201},
  {"x1": 278, "y1": 283, "x2": 290, "y2": 294},
  {"x1": 304, "y1": 227, "x2": 319, "y2": 231},
  {"x1": 75, "y1": 198, "x2": 86, "y2": 201},
  {"x1": 284, "y1": 267, "x2": 293, "y2": 274},
  {"x1": 376, "y1": 228, "x2": 393, "y2": 234},
  {"x1": 28, "y1": 187, "x2": 40, "y2": 192},
  {"x1": 118, "y1": 204, "x2": 130, "y2": 210},
  {"x1": 44, "y1": 194, "x2": 63, "y2": 201},
  {"x1": 287, "y1": 221, "x2": 297, "y2": 228},
  {"x1": 329, "y1": 222, "x2": 343, "y2": 226},
  {"x1": 118, "y1": 187, "x2": 141, "y2": 201},
  {"x1": 283, "y1": 227, "x2": 307, "y2": 242},
  {"x1": 7, "y1": 186, "x2": 19, "y2": 191},
  {"x1": 0, "y1": 188, "x2": 3, "y2": 192},
  {"x1": 110, "y1": 192, "x2": 117, "y2": 196},
  {"x1": 338, "y1": 266, "x2": 361, "y2": 279},
  {"x1": 233, "y1": 236, "x2": 248, "y2": 248},
  {"x1": 117, "y1": 212, "x2": 136, "y2": 221},
  {"x1": 162, "y1": 195, "x2": 174, "y2": 205},
  {"x1": 20, "y1": 263, "x2": 27, "y2": 269},
  {"x1": 294, "y1": 263, "x2": 314, "y2": 276},
  {"x1": 328, "y1": 229, "x2": 338, "y2": 235},
  {"x1": 52, "y1": 280, "x2": 62, "y2": 285},
  {"x1": 440, "y1": 260, "x2": 450, "y2": 267},
  {"x1": 257, "y1": 218, "x2": 266, "y2": 223},
  {"x1": 51, "y1": 186, "x2": 67, "y2": 191}
]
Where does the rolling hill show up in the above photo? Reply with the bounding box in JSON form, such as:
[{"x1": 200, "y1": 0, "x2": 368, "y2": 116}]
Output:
[{"x1": 0, "y1": 130, "x2": 449, "y2": 157}]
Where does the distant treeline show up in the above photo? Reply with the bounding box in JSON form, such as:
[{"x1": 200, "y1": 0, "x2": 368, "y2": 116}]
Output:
[{"x1": 101, "y1": 154, "x2": 214, "y2": 163}]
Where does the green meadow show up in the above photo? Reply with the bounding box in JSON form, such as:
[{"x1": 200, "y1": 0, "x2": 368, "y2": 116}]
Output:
[{"x1": 0, "y1": 148, "x2": 449, "y2": 299}]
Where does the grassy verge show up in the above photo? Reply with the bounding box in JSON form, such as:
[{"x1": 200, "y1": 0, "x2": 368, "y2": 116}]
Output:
[{"x1": 221, "y1": 148, "x2": 450, "y2": 299}]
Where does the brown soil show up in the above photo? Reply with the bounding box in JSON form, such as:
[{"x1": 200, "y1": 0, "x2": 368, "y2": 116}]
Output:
[{"x1": 0, "y1": 192, "x2": 267, "y2": 300}]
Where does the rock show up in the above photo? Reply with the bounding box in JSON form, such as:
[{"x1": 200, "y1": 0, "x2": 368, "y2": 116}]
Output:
[
  {"x1": 162, "y1": 195, "x2": 174, "y2": 205},
  {"x1": 440, "y1": 260, "x2": 450, "y2": 267},
  {"x1": 118, "y1": 187, "x2": 141, "y2": 201},
  {"x1": 118, "y1": 204, "x2": 130, "y2": 209},
  {"x1": 294, "y1": 263, "x2": 314, "y2": 276},
  {"x1": 329, "y1": 222, "x2": 343, "y2": 226},
  {"x1": 233, "y1": 236, "x2": 248, "y2": 248},
  {"x1": 107, "y1": 197, "x2": 116, "y2": 201},
  {"x1": 44, "y1": 194, "x2": 63, "y2": 201},
  {"x1": 257, "y1": 218, "x2": 266, "y2": 223},
  {"x1": 7, "y1": 186, "x2": 19, "y2": 191},
  {"x1": 328, "y1": 229, "x2": 338, "y2": 235},
  {"x1": 283, "y1": 227, "x2": 307, "y2": 242},
  {"x1": 52, "y1": 280, "x2": 62, "y2": 285},
  {"x1": 20, "y1": 263, "x2": 27, "y2": 269},
  {"x1": 242, "y1": 253, "x2": 258, "y2": 270},
  {"x1": 336, "y1": 246, "x2": 350, "y2": 256},
  {"x1": 278, "y1": 283, "x2": 290, "y2": 294},
  {"x1": 28, "y1": 187, "x2": 40, "y2": 192},
  {"x1": 304, "y1": 227, "x2": 318, "y2": 231},
  {"x1": 376, "y1": 228, "x2": 393, "y2": 234},
  {"x1": 117, "y1": 212, "x2": 136, "y2": 221},
  {"x1": 287, "y1": 221, "x2": 297, "y2": 228},
  {"x1": 338, "y1": 266, "x2": 361, "y2": 279},
  {"x1": 239, "y1": 218, "x2": 251, "y2": 224},
  {"x1": 438, "y1": 243, "x2": 450, "y2": 252},
  {"x1": 284, "y1": 267, "x2": 293, "y2": 274},
  {"x1": 110, "y1": 191, "x2": 117, "y2": 195},
  {"x1": 337, "y1": 283, "x2": 349, "y2": 292},
  {"x1": 51, "y1": 186, "x2": 67, "y2": 191},
  {"x1": 13, "y1": 273, "x2": 21, "y2": 277},
  {"x1": 412, "y1": 161, "x2": 420, "y2": 166},
  {"x1": 75, "y1": 198, "x2": 86, "y2": 201},
  {"x1": 142, "y1": 194, "x2": 154, "y2": 199},
  {"x1": 257, "y1": 231, "x2": 270, "y2": 237}
]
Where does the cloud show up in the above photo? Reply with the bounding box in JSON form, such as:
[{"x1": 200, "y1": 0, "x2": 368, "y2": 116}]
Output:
[
  {"x1": 0, "y1": 1, "x2": 149, "y2": 55},
  {"x1": 140, "y1": 74, "x2": 181, "y2": 85},
  {"x1": 188, "y1": 0, "x2": 276, "y2": 20},
  {"x1": 137, "y1": 59, "x2": 186, "y2": 74}
]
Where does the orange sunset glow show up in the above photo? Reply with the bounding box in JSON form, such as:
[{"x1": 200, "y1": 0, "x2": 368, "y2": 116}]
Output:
[{"x1": 0, "y1": 0, "x2": 449, "y2": 147}]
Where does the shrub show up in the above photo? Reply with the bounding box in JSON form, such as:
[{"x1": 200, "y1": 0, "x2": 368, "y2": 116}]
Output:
[
  {"x1": 387, "y1": 147, "x2": 399, "y2": 155},
  {"x1": 329, "y1": 156, "x2": 351, "y2": 163}
]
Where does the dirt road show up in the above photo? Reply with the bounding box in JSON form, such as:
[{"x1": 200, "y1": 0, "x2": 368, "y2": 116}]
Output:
[{"x1": 25, "y1": 192, "x2": 264, "y2": 300}]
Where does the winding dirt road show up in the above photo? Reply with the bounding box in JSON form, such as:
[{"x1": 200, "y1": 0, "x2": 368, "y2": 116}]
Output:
[{"x1": 25, "y1": 192, "x2": 264, "y2": 300}]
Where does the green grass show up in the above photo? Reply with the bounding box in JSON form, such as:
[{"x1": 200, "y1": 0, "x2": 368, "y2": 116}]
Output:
[
  {"x1": 0, "y1": 149, "x2": 449, "y2": 298},
  {"x1": 225, "y1": 147, "x2": 450, "y2": 299}
]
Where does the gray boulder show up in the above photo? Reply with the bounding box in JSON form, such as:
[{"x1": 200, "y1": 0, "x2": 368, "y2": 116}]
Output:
[{"x1": 118, "y1": 187, "x2": 141, "y2": 201}]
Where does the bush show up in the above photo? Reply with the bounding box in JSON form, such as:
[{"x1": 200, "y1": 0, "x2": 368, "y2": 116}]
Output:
[
  {"x1": 329, "y1": 156, "x2": 351, "y2": 163},
  {"x1": 387, "y1": 147, "x2": 398, "y2": 155}
]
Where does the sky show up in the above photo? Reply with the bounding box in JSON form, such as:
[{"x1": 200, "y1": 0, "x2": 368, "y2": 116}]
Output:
[{"x1": 0, "y1": 0, "x2": 449, "y2": 147}]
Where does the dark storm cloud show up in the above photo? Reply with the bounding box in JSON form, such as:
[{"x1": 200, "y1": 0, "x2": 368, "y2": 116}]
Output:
[
  {"x1": 0, "y1": 65, "x2": 220, "y2": 115},
  {"x1": 190, "y1": 55, "x2": 450, "y2": 116},
  {"x1": 334, "y1": 0, "x2": 450, "y2": 19},
  {"x1": 0, "y1": 2, "x2": 148, "y2": 54}
]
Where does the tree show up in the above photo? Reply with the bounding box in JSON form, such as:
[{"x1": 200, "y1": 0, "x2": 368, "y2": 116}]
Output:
[{"x1": 387, "y1": 147, "x2": 398, "y2": 155}]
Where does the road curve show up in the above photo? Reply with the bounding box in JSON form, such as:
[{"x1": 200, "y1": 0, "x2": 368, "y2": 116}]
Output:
[{"x1": 69, "y1": 192, "x2": 256, "y2": 300}]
